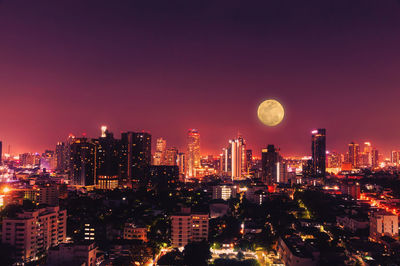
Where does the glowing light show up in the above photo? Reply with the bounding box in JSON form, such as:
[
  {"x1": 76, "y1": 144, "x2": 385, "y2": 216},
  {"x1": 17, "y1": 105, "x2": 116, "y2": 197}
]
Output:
[{"x1": 2, "y1": 187, "x2": 10, "y2": 194}]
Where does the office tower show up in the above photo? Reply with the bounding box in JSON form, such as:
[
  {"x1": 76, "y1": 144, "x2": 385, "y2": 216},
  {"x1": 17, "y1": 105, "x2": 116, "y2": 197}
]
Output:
[
  {"x1": 153, "y1": 138, "x2": 167, "y2": 165},
  {"x1": 170, "y1": 207, "x2": 209, "y2": 248},
  {"x1": 101, "y1": 125, "x2": 107, "y2": 138},
  {"x1": 1, "y1": 206, "x2": 67, "y2": 262},
  {"x1": 326, "y1": 151, "x2": 341, "y2": 168},
  {"x1": 363, "y1": 142, "x2": 373, "y2": 167},
  {"x1": 120, "y1": 132, "x2": 152, "y2": 181},
  {"x1": 246, "y1": 149, "x2": 253, "y2": 173},
  {"x1": 223, "y1": 136, "x2": 247, "y2": 180},
  {"x1": 391, "y1": 150, "x2": 399, "y2": 165},
  {"x1": 0, "y1": 140, "x2": 2, "y2": 165},
  {"x1": 371, "y1": 148, "x2": 379, "y2": 168},
  {"x1": 186, "y1": 129, "x2": 200, "y2": 177},
  {"x1": 221, "y1": 145, "x2": 232, "y2": 175},
  {"x1": 261, "y1": 145, "x2": 282, "y2": 184},
  {"x1": 311, "y1": 129, "x2": 326, "y2": 178},
  {"x1": 95, "y1": 130, "x2": 119, "y2": 177},
  {"x1": 165, "y1": 147, "x2": 178, "y2": 166},
  {"x1": 69, "y1": 138, "x2": 97, "y2": 186},
  {"x1": 348, "y1": 142, "x2": 360, "y2": 168},
  {"x1": 177, "y1": 152, "x2": 185, "y2": 178},
  {"x1": 370, "y1": 211, "x2": 399, "y2": 241},
  {"x1": 56, "y1": 142, "x2": 68, "y2": 172}
]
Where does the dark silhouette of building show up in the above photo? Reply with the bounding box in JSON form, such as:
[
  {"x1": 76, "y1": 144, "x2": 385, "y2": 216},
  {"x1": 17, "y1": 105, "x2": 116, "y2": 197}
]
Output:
[
  {"x1": 56, "y1": 142, "x2": 68, "y2": 172},
  {"x1": 120, "y1": 132, "x2": 152, "y2": 181},
  {"x1": 149, "y1": 165, "x2": 179, "y2": 190},
  {"x1": 69, "y1": 138, "x2": 97, "y2": 186},
  {"x1": 311, "y1": 129, "x2": 326, "y2": 178},
  {"x1": 261, "y1": 145, "x2": 281, "y2": 185},
  {"x1": 94, "y1": 130, "x2": 120, "y2": 177}
]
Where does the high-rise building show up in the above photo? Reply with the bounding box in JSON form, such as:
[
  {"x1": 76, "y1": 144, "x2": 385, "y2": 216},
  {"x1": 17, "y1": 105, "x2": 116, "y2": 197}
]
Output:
[
  {"x1": 222, "y1": 136, "x2": 247, "y2": 180},
  {"x1": 1, "y1": 206, "x2": 67, "y2": 262},
  {"x1": 362, "y1": 142, "x2": 373, "y2": 167},
  {"x1": 153, "y1": 138, "x2": 167, "y2": 165},
  {"x1": 69, "y1": 138, "x2": 97, "y2": 186},
  {"x1": 261, "y1": 145, "x2": 282, "y2": 184},
  {"x1": 326, "y1": 151, "x2": 341, "y2": 168},
  {"x1": 371, "y1": 148, "x2": 379, "y2": 168},
  {"x1": 165, "y1": 147, "x2": 178, "y2": 166},
  {"x1": 55, "y1": 142, "x2": 68, "y2": 172},
  {"x1": 348, "y1": 142, "x2": 360, "y2": 168},
  {"x1": 120, "y1": 132, "x2": 152, "y2": 181},
  {"x1": 246, "y1": 149, "x2": 253, "y2": 173},
  {"x1": 177, "y1": 152, "x2": 185, "y2": 177},
  {"x1": 95, "y1": 130, "x2": 119, "y2": 177},
  {"x1": 0, "y1": 140, "x2": 2, "y2": 165},
  {"x1": 186, "y1": 129, "x2": 200, "y2": 178},
  {"x1": 391, "y1": 150, "x2": 400, "y2": 165},
  {"x1": 311, "y1": 129, "x2": 326, "y2": 178}
]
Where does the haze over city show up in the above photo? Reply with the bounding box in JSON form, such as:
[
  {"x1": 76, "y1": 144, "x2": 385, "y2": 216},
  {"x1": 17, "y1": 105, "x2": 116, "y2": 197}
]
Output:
[{"x1": 1, "y1": 0, "x2": 400, "y2": 156}]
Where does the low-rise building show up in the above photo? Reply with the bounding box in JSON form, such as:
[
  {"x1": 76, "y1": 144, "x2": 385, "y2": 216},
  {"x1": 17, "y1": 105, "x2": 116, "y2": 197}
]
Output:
[
  {"x1": 123, "y1": 223, "x2": 148, "y2": 242},
  {"x1": 370, "y1": 210, "x2": 399, "y2": 241},
  {"x1": 277, "y1": 236, "x2": 319, "y2": 266},
  {"x1": 46, "y1": 242, "x2": 98, "y2": 266}
]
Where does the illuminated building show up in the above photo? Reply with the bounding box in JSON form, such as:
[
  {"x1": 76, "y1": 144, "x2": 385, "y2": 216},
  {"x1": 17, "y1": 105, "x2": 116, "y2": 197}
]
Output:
[
  {"x1": 19, "y1": 153, "x2": 41, "y2": 168},
  {"x1": 311, "y1": 129, "x2": 326, "y2": 178},
  {"x1": 212, "y1": 185, "x2": 237, "y2": 200},
  {"x1": 348, "y1": 142, "x2": 360, "y2": 168},
  {"x1": 340, "y1": 181, "x2": 360, "y2": 199},
  {"x1": 177, "y1": 152, "x2": 185, "y2": 177},
  {"x1": 362, "y1": 142, "x2": 373, "y2": 167},
  {"x1": 0, "y1": 140, "x2": 2, "y2": 165},
  {"x1": 101, "y1": 125, "x2": 107, "y2": 138},
  {"x1": 186, "y1": 129, "x2": 200, "y2": 178},
  {"x1": 370, "y1": 210, "x2": 399, "y2": 241},
  {"x1": 69, "y1": 138, "x2": 97, "y2": 186},
  {"x1": 123, "y1": 223, "x2": 148, "y2": 242},
  {"x1": 95, "y1": 130, "x2": 119, "y2": 178},
  {"x1": 24, "y1": 183, "x2": 60, "y2": 206},
  {"x1": 246, "y1": 149, "x2": 253, "y2": 173},
  {"x1": 261, "y1": 145, "x2": 282, "y2": 184},
  {"x1": 391, "y1": 150, "x2": 399, "y2": 165},
  {"x1": 1, "y1": 206, "x2": 67, "y2": 262},
  {"x1": 221, "y1": 136, "x2": 247, "y2": 180},
  {"x1": 326, "y1": 151, "x2": 341, "y2": 168},
  {"x1": 165, "y1": 147, "x2": 178, "y2": 166},
  {"x1": 371, "y1": 148, "x2": 379, "y2": 168},
  {"x1": 55, "y1": 142, "x2": 68, "y2": 172},
  {"x1": 153, "y1": 138, "x2": 167, "y2": 165},
  {"x1": 171, "y1": 207, "x2": 208, "y2": 248},
  {"x1": 84, "y1": 223, "x2": 95, "y2": 241},
  {"x1": 97, "y1": 175, "x2": 119, "y2": 190},
  {"x1": 40, "y1": 150, "x2": 57, "y2": 171},
  {"x1": 120, "y1": 131, "x2": 152, "y2": 181}
]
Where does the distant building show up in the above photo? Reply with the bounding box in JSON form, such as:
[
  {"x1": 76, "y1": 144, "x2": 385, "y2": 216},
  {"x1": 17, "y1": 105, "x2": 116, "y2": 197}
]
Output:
[
  {"x1": 186, "y1": 129, "x2": 200, "y2": 178},
  {"x1": 391, "y1": 150, "x2": 399, "y2": 165},
  {"x1": 149, "y1": 165, "x2": 179, "y2": 189},
  {"x1": 69, "y1": 138, "x2": 97, "y2": 186},
  {"x1": 311, "y1": 129, "x2": 326, "y2": 178},
  {"x1": 46, "y1": 242, "x2": 98, "y2": 266},
  {"x1": 0, "y1": 140, "x2": 2, "y2": 165},
  {"x1": 370, "y1": 210, "x2": 399, "y2": 241},
  {"x1": 24, "y1": 183, "x2": 60, "y2": 206},
  {"x1": 348, "y1": 142, "x2": 360, "y2": 168},
  {"x1": 261, "y1": 145, "x2": 282, "y2": 184},
  {"x1": 177, "y1": 152, "x2": 186, "y2": 179},
  {"x1": 336, "y1": 216, "x2": 368, "y2": 232},
  {"x1": 153, "y1": 138, "x2": 167, "y2": 165},
  {"x1": 171, "y1": 207, "x2": 209, "y2": 248},
  {"x1": 1, "y1": 206, "x2": 67, "y2": 262},
  {"x1": 165, "y1": 147, "x2": 178, "y2": 166},
  {"x1": 371, "y1": 148, "x2": 379, "y2": 168},
  {"x1": 123, "y1": 223, "x2": 148, "y2": 242},
  {"x1": 340, "y1": 182, "x2": 360, "y2": 199},
  {"x1": 212, "y1": 185, "x2": 237, "y2": 201},
  {"x1": 221, "y1": 136, "x2": 247, "y2": 180},
  {"x1": 55, "y1": 142, "x2": 68, "y2": 172}
]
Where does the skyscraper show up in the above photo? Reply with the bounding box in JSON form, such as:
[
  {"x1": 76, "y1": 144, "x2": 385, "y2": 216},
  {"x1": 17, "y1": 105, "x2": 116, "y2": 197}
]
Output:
[
  {"x1": 261, "y1": 145, "x2": 282, "y2": 184},
  {"x1": 165, "y1": 147, "x2": 178, "y2": 166},
  {"x1": 153, "y1": 138, "x2": 167, "y2": 165},
  {"x1": 186, "y1": 129, "x2": 200, "y2": 177},
  {"x1": 391, "y1": 150, "x2": 399, "y2": 165},
  {"x1": 0, "y1": 140, "x2": 2, "y2": 165},
  {"x1": 95, "y1": 129, "x2": 119, "y2": 177},
  {"x1": 371, "y1": 148, "x2": 379, "y2": 168},
  {"x1": 120, "y1": 131, "x2": 152, "y2": 181},
  {"x1": 69, "y1": 138, "x2": 97, "y2": 186},
  {"x1": 55, "y1": 142, "x2": 68, "y2": 172},
  {"x1": 348, "y1": 142, "x2": 360, "y2": 168},
  {"x1": 177, "y1": 152, "x2": 186, "y2": 178},
  {"x1": 311, "y1": 129, "x2": 326, "y2": 178},
  {"x1": 222, "y1": 136, "x2": 247, "y2": 180}
]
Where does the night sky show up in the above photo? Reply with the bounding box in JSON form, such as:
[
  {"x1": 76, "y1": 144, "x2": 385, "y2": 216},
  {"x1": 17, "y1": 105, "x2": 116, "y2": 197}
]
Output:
[{"x1": 1, "y1": 0, "x2": 400, "y2": 157}]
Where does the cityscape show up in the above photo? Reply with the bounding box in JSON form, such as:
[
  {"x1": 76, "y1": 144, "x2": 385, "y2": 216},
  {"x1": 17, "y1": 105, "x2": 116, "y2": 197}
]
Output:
[{"x1": 1, "y1": 1, "x2": 400, "y2": 266}]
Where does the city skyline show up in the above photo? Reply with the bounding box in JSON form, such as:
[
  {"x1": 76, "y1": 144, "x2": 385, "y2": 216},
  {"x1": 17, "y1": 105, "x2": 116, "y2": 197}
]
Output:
[{"x1": 1, "y1": 0, "x2": 400, "y2": 156}]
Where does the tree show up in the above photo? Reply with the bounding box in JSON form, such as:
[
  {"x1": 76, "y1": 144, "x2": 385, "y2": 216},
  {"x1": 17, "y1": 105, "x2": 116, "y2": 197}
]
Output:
[{"x1": 183, "y1": 241, "x2": 211, "y2": 266}]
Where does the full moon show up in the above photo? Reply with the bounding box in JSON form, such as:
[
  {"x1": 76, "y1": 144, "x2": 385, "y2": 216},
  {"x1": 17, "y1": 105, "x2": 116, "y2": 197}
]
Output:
[{"x1": 257, "y1": 99, "x2": 285, "y2": 127}]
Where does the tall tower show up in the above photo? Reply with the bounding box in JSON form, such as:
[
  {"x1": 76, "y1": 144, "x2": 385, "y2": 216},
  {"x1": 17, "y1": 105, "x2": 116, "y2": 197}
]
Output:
[
  {"x1": 261, "y1": 145, "x2": 281, "y2": 184},
  {"x1": 186, "y1": 129, "x2": 200, "y2": 178},
  {"x1": 311, "y1": 129, "x2": 326, "y2": 178},
  {"x1": 153, "y1": 138, "x2": 167, "y2": 165},
  {"x1": 226, "y1": 136, "x2": 246, "y2": 180},
  {"x1": 69, "y1": 138, "x2": 97, "y2": 186},
  {"x1": 0, "y1": 141, "x2": 2, "y2": 165},
  {"x1": 348, "y1": 142, "x2": 360, "y2": 168},
  {"x1": 165, "y1": 147, "x2": 178, "y2": 166}
]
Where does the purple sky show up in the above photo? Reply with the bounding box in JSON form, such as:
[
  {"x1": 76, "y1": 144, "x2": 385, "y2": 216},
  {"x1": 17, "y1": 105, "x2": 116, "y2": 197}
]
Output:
[{"x1": 1, "y1": 0, "x2": 400, "y2": 157}]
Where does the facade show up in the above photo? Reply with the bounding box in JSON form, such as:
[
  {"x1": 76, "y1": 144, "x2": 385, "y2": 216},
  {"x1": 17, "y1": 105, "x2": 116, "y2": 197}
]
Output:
[
  {"x1": 153, "y1": 138, "x2": 167, "y2": 165},
  {"x1": 370, "y1": 210, "x2": 399, "y2": 240},
  {"x1": 47, "y1": 242, "x2": 98, "y2": 266},
  {"x1": 1, "y1": 206, "x2": 67, "y2": 262},
  {"x1": 97, "y1": 175, "x2": 119, "y2": 190},
  {"x1": 165, "y1": 147, "x2": 178, "y2": 166},
  {"x1": 222, "y1": 136, "x2": 247, "y2": 180},
  {"x1": 277, "y1": 236, "x2": 319, "y2": 266},
  {"x1": 311, "y1": 129, "x2": 326, "y2": 178},
  {"x1": 171, "y1": 208, "x2": 209, "y2": 248},
  {"x1": 24, "y1": 183, "x2": 60, "y2": 206},
  {"x1": 120, "y1": 131, "x2": 152, "y2": 181},
  {"x1": 186, "y1": 129, "x2": 200, "y2": 178},
  {"x1": 261, "y1": 145, "x2": 282, "y2": 184},
  {"x1": 123, "y1": 223, "x2": 148, "y2": 242},
  {"x1": 69, "y1": 138, "x2": 97, "y2": 186},
  {"x1": 348, "y1": 142, "x2": 360, "y2": 168},
  {"x1": 212, "y1": 185, "x2": 237, "y2": 201}
]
